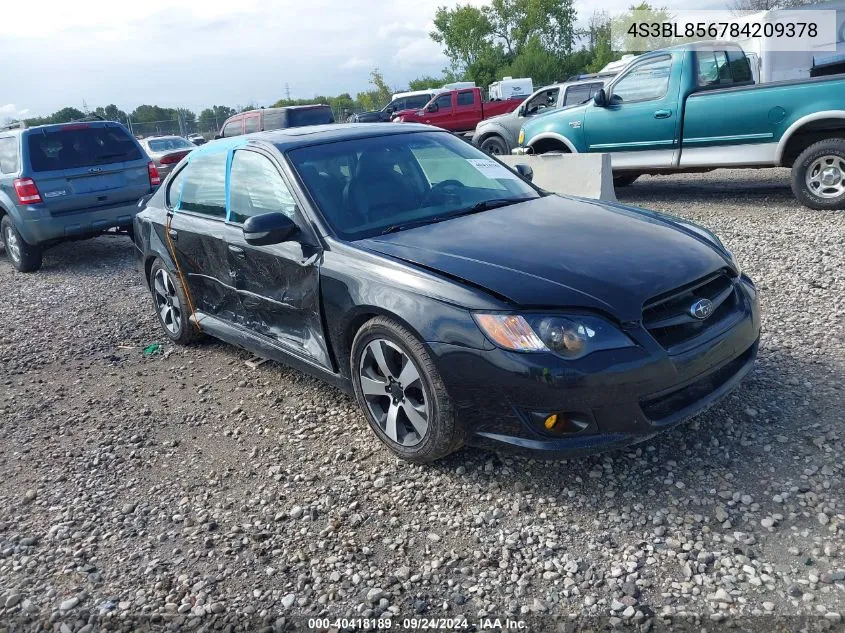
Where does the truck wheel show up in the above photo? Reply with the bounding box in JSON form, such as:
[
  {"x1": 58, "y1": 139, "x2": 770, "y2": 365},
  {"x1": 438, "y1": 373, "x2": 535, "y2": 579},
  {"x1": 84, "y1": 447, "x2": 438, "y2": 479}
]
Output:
[
  {"x1": 792, "y1": 139, "x2": 845, "y2": 210},
  {"x1": 480, "y1": 136, "x2": 508, "y2": 156},
  {"x1": 613, "y1": 174, "x2": 640, "y2": 188},
  {"x1": 1, "y1": 216, "x2": 42, "y2": 273}
]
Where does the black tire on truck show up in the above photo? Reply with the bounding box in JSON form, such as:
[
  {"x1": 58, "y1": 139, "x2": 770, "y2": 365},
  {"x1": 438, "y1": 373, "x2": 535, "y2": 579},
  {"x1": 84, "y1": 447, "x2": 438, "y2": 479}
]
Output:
[
  {"x1": 480, "y1": 135, "x2": 509, "y2": 156},
  {"x1": 1, "y1": 216, "x2": 42, "y2": 273},
  {"x1": 791, "y1": 138, "x2": 845, "y2": 210}
]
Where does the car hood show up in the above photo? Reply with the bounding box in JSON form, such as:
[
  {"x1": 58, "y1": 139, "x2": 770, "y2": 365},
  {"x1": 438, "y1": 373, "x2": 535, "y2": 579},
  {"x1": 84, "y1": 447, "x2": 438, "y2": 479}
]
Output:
[{"x1": 358, "y1": 196, "x2": 733, "y2": 321}]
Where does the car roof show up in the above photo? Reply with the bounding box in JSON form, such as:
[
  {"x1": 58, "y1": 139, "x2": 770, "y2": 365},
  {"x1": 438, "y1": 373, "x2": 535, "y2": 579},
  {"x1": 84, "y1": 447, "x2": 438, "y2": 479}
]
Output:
[{"x1": 193, "y1": 122, "x2": 436, "y2": 155}]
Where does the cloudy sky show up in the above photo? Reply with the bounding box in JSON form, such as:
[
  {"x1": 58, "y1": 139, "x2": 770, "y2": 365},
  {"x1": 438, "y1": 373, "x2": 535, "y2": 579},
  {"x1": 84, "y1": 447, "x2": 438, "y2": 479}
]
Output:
[{"x1": 1, "y1": 0, "x2": 710, "y2": 120}]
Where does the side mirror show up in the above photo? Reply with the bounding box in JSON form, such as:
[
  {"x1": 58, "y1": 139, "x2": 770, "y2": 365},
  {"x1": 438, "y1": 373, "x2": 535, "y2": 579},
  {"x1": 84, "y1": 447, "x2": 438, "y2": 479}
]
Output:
[
  {"x1": 214, "y1": 133, "x2": 222, "y2": 140},
  {"x1": 517, "y1": 106, "x2": 525, "y2": 117},
  {"x1": 593, "y1": 89, "x2": 607, "y2": 107},
  {"x1": 242, "y1": 212, "x2": 297, "y2": 246},
  {"x1": 426, "y1": 103, "x2": 439, "y2": 112},
  {"x1": 514, "y1": 163, "x2": 534, "y2": 182}
]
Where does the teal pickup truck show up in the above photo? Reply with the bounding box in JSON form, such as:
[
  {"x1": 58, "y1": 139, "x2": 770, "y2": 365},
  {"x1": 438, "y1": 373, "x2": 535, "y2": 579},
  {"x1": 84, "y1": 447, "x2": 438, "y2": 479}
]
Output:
[{"x1": 517, "y1": 42, "x2": 845, "y2": 209}]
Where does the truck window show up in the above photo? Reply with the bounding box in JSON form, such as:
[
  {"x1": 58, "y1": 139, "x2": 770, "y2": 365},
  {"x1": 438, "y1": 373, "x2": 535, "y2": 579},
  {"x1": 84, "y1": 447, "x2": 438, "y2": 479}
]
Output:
[
  {"x1": 434, "y1": 93, "x2": 453, "y2": 109},
  {"x1": 0, "y1": 137, "x2": 18, "y2": 174},
  {"x1": 222, "y1": 118, "x2": 242, "y2": 138},
  {"x1": 525, "y1": 88, "x2": 559, "y2": 115},
  {"x1": 697, "y1": 50, "x2": 753, "y2": 87},
  {"x1": 563, "y1": 84, "x2": 591, "y2": 106},
  {"x1": 457, "y1": 91, "x2": 474, "y2": 106},
  {"x1": 610, "y1": 56, "x2": 672, "y2": 103},
  {"x1": 243, "y1": 115, "x2": 260, "y2": 134},
  {"x1": 406, "y1": 95, "x2": 432, "y2": 109}
]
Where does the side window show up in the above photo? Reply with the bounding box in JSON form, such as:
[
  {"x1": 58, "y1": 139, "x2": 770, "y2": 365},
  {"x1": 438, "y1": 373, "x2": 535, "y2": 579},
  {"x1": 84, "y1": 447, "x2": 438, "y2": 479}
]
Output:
[
  {"x1": 525, "y1": 88, "x2": 559, "y2": 115},
  {"x1": 434, "y1": 93, "x2": 453, "y2": 110},
  {"x1": 222, "y1": 118, "x2": 242, "y2": 138},
  {"x1": 610, "y1": 56, "x2": 672, "y2": 103},
  {"x1": 243, "y1": 115, "x2": 260, "y2": 134},
  {"x1": 563, "y1": 85, "x2": 591, "y2": 106},
  {"x1": 0, "y1": 137, "x2": 19, "y2": 174},
  {"x1": 457, "y1": 91, "x2": 474, "y2": 106},
  {"x1": 389, "y1": 98, "x2": 405, "y2": 112},
  {"x1": 176, "y1": 152, "x2": 227, "y2": 218},
  {"x1": 262, "y1": 110, "x2": 285, "y2": 131},
  {"x1": 166, "y1": 166, "x2": 186, "y2": 207},
  {"x1": 406, "y1": 95, "x2": 431, "y2": 109},
  {"x1": 228, "y1": 151, "x2": 297, "y2": 224}
]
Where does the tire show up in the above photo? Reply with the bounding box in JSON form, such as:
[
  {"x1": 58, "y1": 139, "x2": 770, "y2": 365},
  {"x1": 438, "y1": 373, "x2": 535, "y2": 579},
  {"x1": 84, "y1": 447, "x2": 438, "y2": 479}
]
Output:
[
  {"x1": 613, "y1": 173, "x2": 640, "y2": 188},
  {"x1": 1, "y1": 216, "x2": 42, "y2": 273},
  {"x1": 350, "y1": 316, "x2": 463, "y2": 463},
  {"x1": 480, "y1": 135, "x2": 508, "y2": 156},
  {"x1": 149, "y1": 259, "x2": 201, "y2": 345},
  {"x1": 791, "y1": 138, "x2": 845, "y2": 210}
]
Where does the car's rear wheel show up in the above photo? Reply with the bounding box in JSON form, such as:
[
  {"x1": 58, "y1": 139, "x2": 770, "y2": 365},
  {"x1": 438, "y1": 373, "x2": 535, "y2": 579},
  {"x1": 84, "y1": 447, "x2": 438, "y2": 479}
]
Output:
[
  {"x1": 149, "y1": 259, "x2": 201, "y2": 345},
  {"x1": 1, "y1": 216, "x2": 42, "y2": 273},
  {"x1": 351, "y1": 317, "x2": 462, "y2": 463},
  {"x1": 480, "y1": 135, "x2": 508, "y2": 156},
  {"x1": 792, "y1": 139, "x2": 845, "y2": 210}
]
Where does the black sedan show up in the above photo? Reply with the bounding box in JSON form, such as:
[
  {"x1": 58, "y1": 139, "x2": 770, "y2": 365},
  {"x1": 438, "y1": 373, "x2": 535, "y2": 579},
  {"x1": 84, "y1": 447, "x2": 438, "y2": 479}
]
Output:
[{"x1": 133, "y1": 123, "x2": 760, "y2": 463}]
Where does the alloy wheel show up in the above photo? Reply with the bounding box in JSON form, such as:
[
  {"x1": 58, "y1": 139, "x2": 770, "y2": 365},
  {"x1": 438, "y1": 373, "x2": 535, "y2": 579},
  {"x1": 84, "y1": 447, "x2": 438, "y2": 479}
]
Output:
[
  {"x1": 806, "y1": 155, "x2": 845, "y2": 199},
  {"x1": 153, "y1": 268, "x2": 183, "y2": 335},
  {"x1": 4, "y1": 226, "x2": 21, "y2": 263},
  {"x1": 358, "y1": 338, "x2": 430, "y2": 447}
]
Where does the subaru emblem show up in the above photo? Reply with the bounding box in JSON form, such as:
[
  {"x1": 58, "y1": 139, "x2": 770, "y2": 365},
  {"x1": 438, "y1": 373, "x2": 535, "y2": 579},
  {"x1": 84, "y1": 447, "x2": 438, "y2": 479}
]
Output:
[{"x1": 690, "y1": 298, "x2": 714, "y2": 320}]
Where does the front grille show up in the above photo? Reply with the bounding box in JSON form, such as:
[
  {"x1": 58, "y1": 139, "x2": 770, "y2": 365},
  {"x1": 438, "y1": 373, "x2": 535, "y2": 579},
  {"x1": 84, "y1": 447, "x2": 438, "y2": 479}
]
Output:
[
  {"x1": 640, "y1": 341, "x2": 756, "y2": 424},
  {"x1": 642, "y1": 271, "x2": 739, "y2": 352}
]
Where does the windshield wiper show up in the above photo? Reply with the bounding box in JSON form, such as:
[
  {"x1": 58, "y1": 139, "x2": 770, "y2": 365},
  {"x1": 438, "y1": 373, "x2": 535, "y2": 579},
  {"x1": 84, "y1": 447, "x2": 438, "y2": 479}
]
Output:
[{"x1": 379, "y1": 198, "x2": 534, "y2": 236}]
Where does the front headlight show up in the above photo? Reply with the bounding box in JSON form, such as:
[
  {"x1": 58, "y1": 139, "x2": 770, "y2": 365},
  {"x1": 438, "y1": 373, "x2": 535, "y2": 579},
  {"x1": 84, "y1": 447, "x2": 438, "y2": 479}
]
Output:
[
  {"x1": 473, "y1": 313, "x2": 634, "y2": 360},
  {"x1": 518, "y1": 129, "x2": 525, "y2": 145}
]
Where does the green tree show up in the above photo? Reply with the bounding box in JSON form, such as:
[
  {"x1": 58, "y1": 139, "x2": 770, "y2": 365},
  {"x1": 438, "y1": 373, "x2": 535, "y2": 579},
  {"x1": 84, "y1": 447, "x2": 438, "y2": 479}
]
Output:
[
  {"x1": 502, "y1": 37, "x2": 564, "y2": 86},
  {"x1": 612, "y1": 3, "x2": 675, "y2": 53},
  {"x1": 368, "y1": 69, "x2": 392, "y2": 108},
  {"x1": 93, "y1": 104, "x2": 128, "y2": 124},
  {"x1": 430, "y1": 5, "x2": 494, "y2": 73},
  {"x1": 49, "y1": 107, "x2": 86, "y2": 123}
]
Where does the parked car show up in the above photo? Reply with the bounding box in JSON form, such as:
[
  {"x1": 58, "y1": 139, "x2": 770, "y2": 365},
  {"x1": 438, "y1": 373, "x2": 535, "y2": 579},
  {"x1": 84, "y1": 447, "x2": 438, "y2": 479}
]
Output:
[
  {"x1": 139, "y1": 135, "x2": 196, "y2": 178},
  {"x1": 134, "y1": 123, "x2": 759, "y2": 463},
  {"x1": 393, "y1": 87, "x2": 523, "y2": 133},
  {"x1": 187, "y1": 134, "x2": 207, "y2": 146},
  {"x1": 0, "y1": 120, "x2": 158, "y2": 272},
  {"x1": 348, "y1": 90, "x2": 436, "y2": 123},
  {"x1": 217, "y1": 105, "x2": 334, "y2": 138},
  {"x1": 518, "y1": 41, "x2": 845, "y2": 208},
  {"x1": 473, "y1": 78, "x2": 607, "y2": 155}
]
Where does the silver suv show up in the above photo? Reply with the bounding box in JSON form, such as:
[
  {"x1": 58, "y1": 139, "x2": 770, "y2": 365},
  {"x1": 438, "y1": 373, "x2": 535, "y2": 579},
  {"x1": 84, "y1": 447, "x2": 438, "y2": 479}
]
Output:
[{"x1": 472, "y1": 79, "x2": 607, "y2": 155}]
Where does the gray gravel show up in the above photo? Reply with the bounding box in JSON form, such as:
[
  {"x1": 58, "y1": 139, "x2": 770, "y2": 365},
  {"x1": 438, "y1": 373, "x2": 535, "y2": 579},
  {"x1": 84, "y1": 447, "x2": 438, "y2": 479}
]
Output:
[{"x1": 0, "y1": 168, "x2": 844, "y2": 631}]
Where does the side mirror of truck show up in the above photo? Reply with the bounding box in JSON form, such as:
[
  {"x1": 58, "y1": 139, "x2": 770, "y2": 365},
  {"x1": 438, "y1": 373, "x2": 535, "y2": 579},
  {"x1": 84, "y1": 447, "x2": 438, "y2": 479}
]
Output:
[
  {"x1": 214, "y1": 133, "x2": 222, "y2": 140},
  {"x1": 426, "y1": 103, "x2": 439, "y2": 113},
  {"x1": 593, "y1": 89, "x2": 607, "y2": 107},
  {"x1": 514, "y1": 164, "x2": 534, "y2": 182}
]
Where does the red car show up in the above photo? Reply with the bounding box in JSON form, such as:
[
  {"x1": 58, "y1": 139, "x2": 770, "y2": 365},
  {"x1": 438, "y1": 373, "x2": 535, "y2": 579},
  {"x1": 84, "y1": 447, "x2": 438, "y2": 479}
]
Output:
[{"x1": 393, "y1": 87, "x2": 523, "y2": 133}]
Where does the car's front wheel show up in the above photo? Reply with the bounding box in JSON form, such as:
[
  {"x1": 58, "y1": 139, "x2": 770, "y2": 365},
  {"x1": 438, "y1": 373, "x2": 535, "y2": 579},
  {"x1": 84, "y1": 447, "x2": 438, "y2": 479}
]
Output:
[
  {"x1": 351, "y1": 317, "x2": 462, "y2": 463},
  {"x1": 480, "y1": 135, "x2": 508, "y2": 156},
  {"x1": 1, "y1": 216, "x2": 42, "y2": 273},
  {"x1": 149, "y1": 259, "x2": 201, "y2": 345},
  {"x1": 792, "y1": 139, "x2": 845, "y2": 210}
]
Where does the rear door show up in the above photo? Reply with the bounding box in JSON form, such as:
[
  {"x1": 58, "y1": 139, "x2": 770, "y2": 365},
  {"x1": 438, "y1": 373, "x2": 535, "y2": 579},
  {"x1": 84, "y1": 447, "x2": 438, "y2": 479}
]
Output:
[
  {"x1": 24, "y1": 123, "x2": 150, "y2": 214},
  {"x1": 166, "y1": 151, "x2": 241, "y2": 323},
  {"x1": 453, "y1": 89, "x2": 478, "y2": 131},
  {"x1": 224, "y1": 147, "x2": 331, "y2": 369}
]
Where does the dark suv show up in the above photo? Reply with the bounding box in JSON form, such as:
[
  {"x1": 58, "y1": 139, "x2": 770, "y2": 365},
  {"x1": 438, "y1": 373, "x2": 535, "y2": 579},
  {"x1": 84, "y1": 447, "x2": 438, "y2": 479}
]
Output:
[
  {"x1": 217, "y1": 105, "x2": 335, "y2": 138},
  {"x1": 0, "y1": 120, "x2": 158, "y2": 272}
]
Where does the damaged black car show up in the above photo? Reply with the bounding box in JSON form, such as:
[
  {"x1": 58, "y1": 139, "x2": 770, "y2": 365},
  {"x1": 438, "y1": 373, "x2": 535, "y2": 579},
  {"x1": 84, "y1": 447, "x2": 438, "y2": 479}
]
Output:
[{"x1": 133, "y1": 123, "x2": 760, "y2": 463}]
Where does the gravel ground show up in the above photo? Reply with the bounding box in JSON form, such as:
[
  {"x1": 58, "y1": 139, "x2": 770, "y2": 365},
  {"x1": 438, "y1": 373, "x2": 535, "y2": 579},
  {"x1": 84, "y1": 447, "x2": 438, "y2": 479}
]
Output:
[{"x1": 1, "y1": 168, "x2": 844, "y2": 632}]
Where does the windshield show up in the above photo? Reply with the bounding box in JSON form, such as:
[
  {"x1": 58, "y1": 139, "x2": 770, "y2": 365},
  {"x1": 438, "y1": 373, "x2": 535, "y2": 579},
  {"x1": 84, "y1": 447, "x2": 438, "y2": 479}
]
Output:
[
  {"x1": 287, "y1": 131, "x2": 540, "y2": 240},
  {"x1": 148, "y1": 137, "x2": 194, "y2": 152}
]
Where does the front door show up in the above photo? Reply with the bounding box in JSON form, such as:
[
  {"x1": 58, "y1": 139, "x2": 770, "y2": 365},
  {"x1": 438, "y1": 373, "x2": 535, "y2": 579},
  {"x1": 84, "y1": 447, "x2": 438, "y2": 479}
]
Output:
[
  {"x1": 165, "y1": 151, "x2": 241, "y2": 323},
  {"x1": 583, "y1": 55, "x2": 679, "y2": 169},
  {"x1": 420, "y1": 93, "x2": 455, "y2": 130},
  {"x1": 224, "y1": 148, "x2": 332, "y2": 369}
]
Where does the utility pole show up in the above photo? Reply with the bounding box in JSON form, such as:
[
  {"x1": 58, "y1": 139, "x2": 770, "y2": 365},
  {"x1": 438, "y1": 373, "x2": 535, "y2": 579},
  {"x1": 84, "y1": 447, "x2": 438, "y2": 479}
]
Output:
[{"x1": 285, "y1": 83, "x2": 291, "y2": 101}]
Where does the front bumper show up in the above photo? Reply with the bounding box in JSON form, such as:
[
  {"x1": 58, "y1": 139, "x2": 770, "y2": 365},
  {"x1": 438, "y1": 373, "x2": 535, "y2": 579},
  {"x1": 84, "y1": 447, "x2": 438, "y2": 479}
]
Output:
[{"x1": 429, "y1": 277, "x2": 761, "y2": 458}]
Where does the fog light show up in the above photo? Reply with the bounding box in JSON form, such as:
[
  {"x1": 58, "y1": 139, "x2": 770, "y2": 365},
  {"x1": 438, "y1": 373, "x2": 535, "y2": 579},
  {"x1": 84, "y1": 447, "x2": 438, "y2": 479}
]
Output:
[{"x1": 544, "y1": 414, "x2": 558, "y2": 430}]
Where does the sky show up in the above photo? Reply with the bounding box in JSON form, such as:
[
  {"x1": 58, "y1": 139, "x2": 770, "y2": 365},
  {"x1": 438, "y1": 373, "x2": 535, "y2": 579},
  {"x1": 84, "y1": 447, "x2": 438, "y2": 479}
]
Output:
[{"x1": 0, "y1": 0, "x2": 712, "y2": 121}]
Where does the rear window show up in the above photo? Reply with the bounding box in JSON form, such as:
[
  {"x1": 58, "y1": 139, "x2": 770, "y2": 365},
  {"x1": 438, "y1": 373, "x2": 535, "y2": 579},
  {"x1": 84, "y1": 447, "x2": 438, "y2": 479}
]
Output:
[
  {"x1": 27, "y1": 125, "x2": 142, "y2": 172},
  {"x1": 288, "y1": 107, "x2": 335, "y2": 127},
  {"x1": 263, "y1": 110, "x2": 285, "y2": 131},
  {"x1": 696, "y1": 50, "x2": 753, "y2": 87},
  {"x1": 148, "y1": 137, "x2": 193, "y2": 152}
]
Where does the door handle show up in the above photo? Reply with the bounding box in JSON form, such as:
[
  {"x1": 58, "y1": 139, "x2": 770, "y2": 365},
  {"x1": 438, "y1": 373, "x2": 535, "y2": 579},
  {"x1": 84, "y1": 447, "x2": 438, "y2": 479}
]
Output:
[
  {"x1": 228, "y1": 245, "x2": 246, "y2": 258},
  {"x1": 168, "y1": 229, "x2": 178, "y2": 241},
  {"x1": 654, "y1": 109, "x2": 672, "y2": 119}
]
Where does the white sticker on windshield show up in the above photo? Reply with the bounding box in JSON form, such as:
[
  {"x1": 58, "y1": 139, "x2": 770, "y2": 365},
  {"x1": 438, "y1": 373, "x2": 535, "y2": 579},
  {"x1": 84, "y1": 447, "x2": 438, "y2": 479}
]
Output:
[{"x1": 467, "y1": 158, "x2": 521, "y2": 181}]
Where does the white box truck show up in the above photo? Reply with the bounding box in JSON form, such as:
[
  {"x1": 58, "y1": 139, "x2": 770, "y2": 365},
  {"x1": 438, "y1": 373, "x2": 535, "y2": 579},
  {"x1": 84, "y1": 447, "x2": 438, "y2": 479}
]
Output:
[{"x1": 488, "y1": 77, "x2": 534, "y2": 101}]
